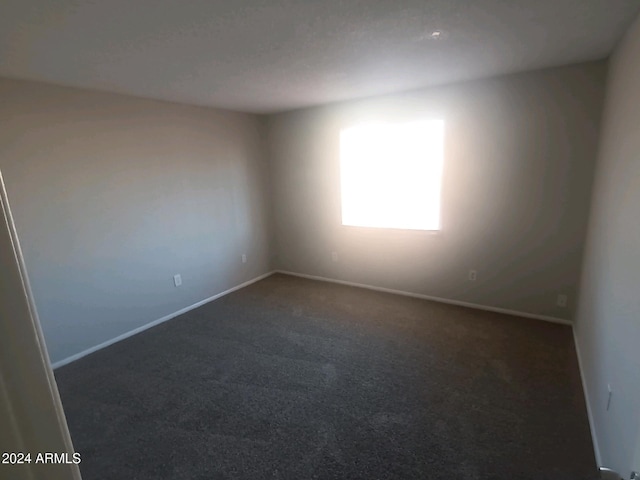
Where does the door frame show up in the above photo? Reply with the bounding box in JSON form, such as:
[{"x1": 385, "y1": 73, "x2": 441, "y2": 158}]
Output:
[{"x1": 0, "y1": 169, "x2": 81, "y2": 480}]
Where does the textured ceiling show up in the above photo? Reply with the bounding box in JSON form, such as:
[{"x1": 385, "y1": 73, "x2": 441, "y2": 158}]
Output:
[{"x1": 1, "y1": 0, "x2": 639, "y2": 113}]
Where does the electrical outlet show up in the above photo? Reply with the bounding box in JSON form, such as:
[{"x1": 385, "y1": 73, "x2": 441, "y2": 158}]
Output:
[
  {"x1": 241, "y1": 254, "x2": 247, "y2": 263},
  {"x1": 331, "y1": 251, "x2": 339, "y2": 262},
  {"x1": 173, "y1": 274, "x2": 182, "y2": 287},
  {"x1": 606, "y1": 384, "x2": 612, "y2": 411},
  {"x1": 557, "y1": 294, "x2": 568, "y2": 308},
  {"x1": 468, "y1": 270, "x2": 477, "y2": 281}
]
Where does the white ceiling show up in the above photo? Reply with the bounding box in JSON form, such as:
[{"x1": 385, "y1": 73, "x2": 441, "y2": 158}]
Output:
[{"x1": 1, "y1": 0, "x2": 639, "y2": 113}]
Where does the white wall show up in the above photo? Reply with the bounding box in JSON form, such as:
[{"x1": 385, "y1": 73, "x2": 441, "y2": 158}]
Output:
[
  {"x1": 0, "y1": 77, "x2": 273, "y2": 364},
  {"x1": 268, "y1": 62, "x2": 606, "y2": 320},
  {"x1": 575, "y1": 13, "x2": 640, "y2": 476}
]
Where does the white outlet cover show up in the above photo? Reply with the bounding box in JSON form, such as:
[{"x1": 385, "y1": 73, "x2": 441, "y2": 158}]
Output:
[
  {"x1": 241, "y1": 254, "x2": 247, "y2": 263},
  {"x1": 557, "y1": 294, "x2": 568, "y2": 307},
  {"x1": 174, "y1": 274, "x2": 182, "y2": 287}
]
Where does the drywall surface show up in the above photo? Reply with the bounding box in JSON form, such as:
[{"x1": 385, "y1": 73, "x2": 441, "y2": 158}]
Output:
[
  {"x1": 0, "y1": 78, "x2": 272, "y2": 363},
  {"x1": 268, "y1": 61, "x2": 606, "y2": 320},
  {"x1": 574, "y1": 14, "x2": 640, "y2": 476}
]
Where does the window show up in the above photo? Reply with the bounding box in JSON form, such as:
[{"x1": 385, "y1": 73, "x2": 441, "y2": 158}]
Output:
[{"x1": 339, "y1": 119, "x2": 445, "y2": 231}]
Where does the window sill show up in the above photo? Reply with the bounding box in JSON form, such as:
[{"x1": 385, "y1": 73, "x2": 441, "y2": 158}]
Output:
[{"x1": 339, "y1": 224, "x2": 443, "y2": 238}]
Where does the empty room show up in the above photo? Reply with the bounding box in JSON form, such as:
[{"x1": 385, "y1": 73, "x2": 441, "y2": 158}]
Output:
[{"x1": 1, "y1": 1, "x2": 640, "y2": 479}]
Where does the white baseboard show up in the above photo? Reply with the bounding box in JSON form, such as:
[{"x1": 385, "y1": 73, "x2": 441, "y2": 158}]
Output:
[
  {"x1": 572, "y1": 326, "x2": 602, "y2": 467},
  {"x1": 52, "y1": 271, "x2": 276, "y2": 369},
  {"x1": 275, "y1": 270, "x2": 572, "y2": 326}
]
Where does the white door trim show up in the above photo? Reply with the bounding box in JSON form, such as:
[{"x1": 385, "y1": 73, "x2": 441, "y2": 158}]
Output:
[{"x1": 0, "y1": 169, "x2": 81, "y2": 479}]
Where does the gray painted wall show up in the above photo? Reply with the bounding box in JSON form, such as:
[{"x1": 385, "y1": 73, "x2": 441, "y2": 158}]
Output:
[
  {"x1": 268, "y1": 61, "x2": 606, "y2": 320},
  {"x1": 0, "y1": 78, "x2": 272, "y2": 364},
  {"x1": 575, "y1": 13, "x2": 640, "y2": 476}
]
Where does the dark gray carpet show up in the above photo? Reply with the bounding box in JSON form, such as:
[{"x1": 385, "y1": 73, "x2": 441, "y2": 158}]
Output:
[{"x1": 55, "y1": 273, "x2": 597, "y2": 479}]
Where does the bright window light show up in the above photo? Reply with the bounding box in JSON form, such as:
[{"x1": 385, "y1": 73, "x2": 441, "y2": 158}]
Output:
[{"x1": 340, "y1": 119, "x2": 445, "y2": 231}]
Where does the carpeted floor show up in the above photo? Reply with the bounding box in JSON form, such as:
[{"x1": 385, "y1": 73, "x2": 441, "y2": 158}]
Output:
[{"x1": 55, "y1": 273, "x2": 597, "y2": 479}]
